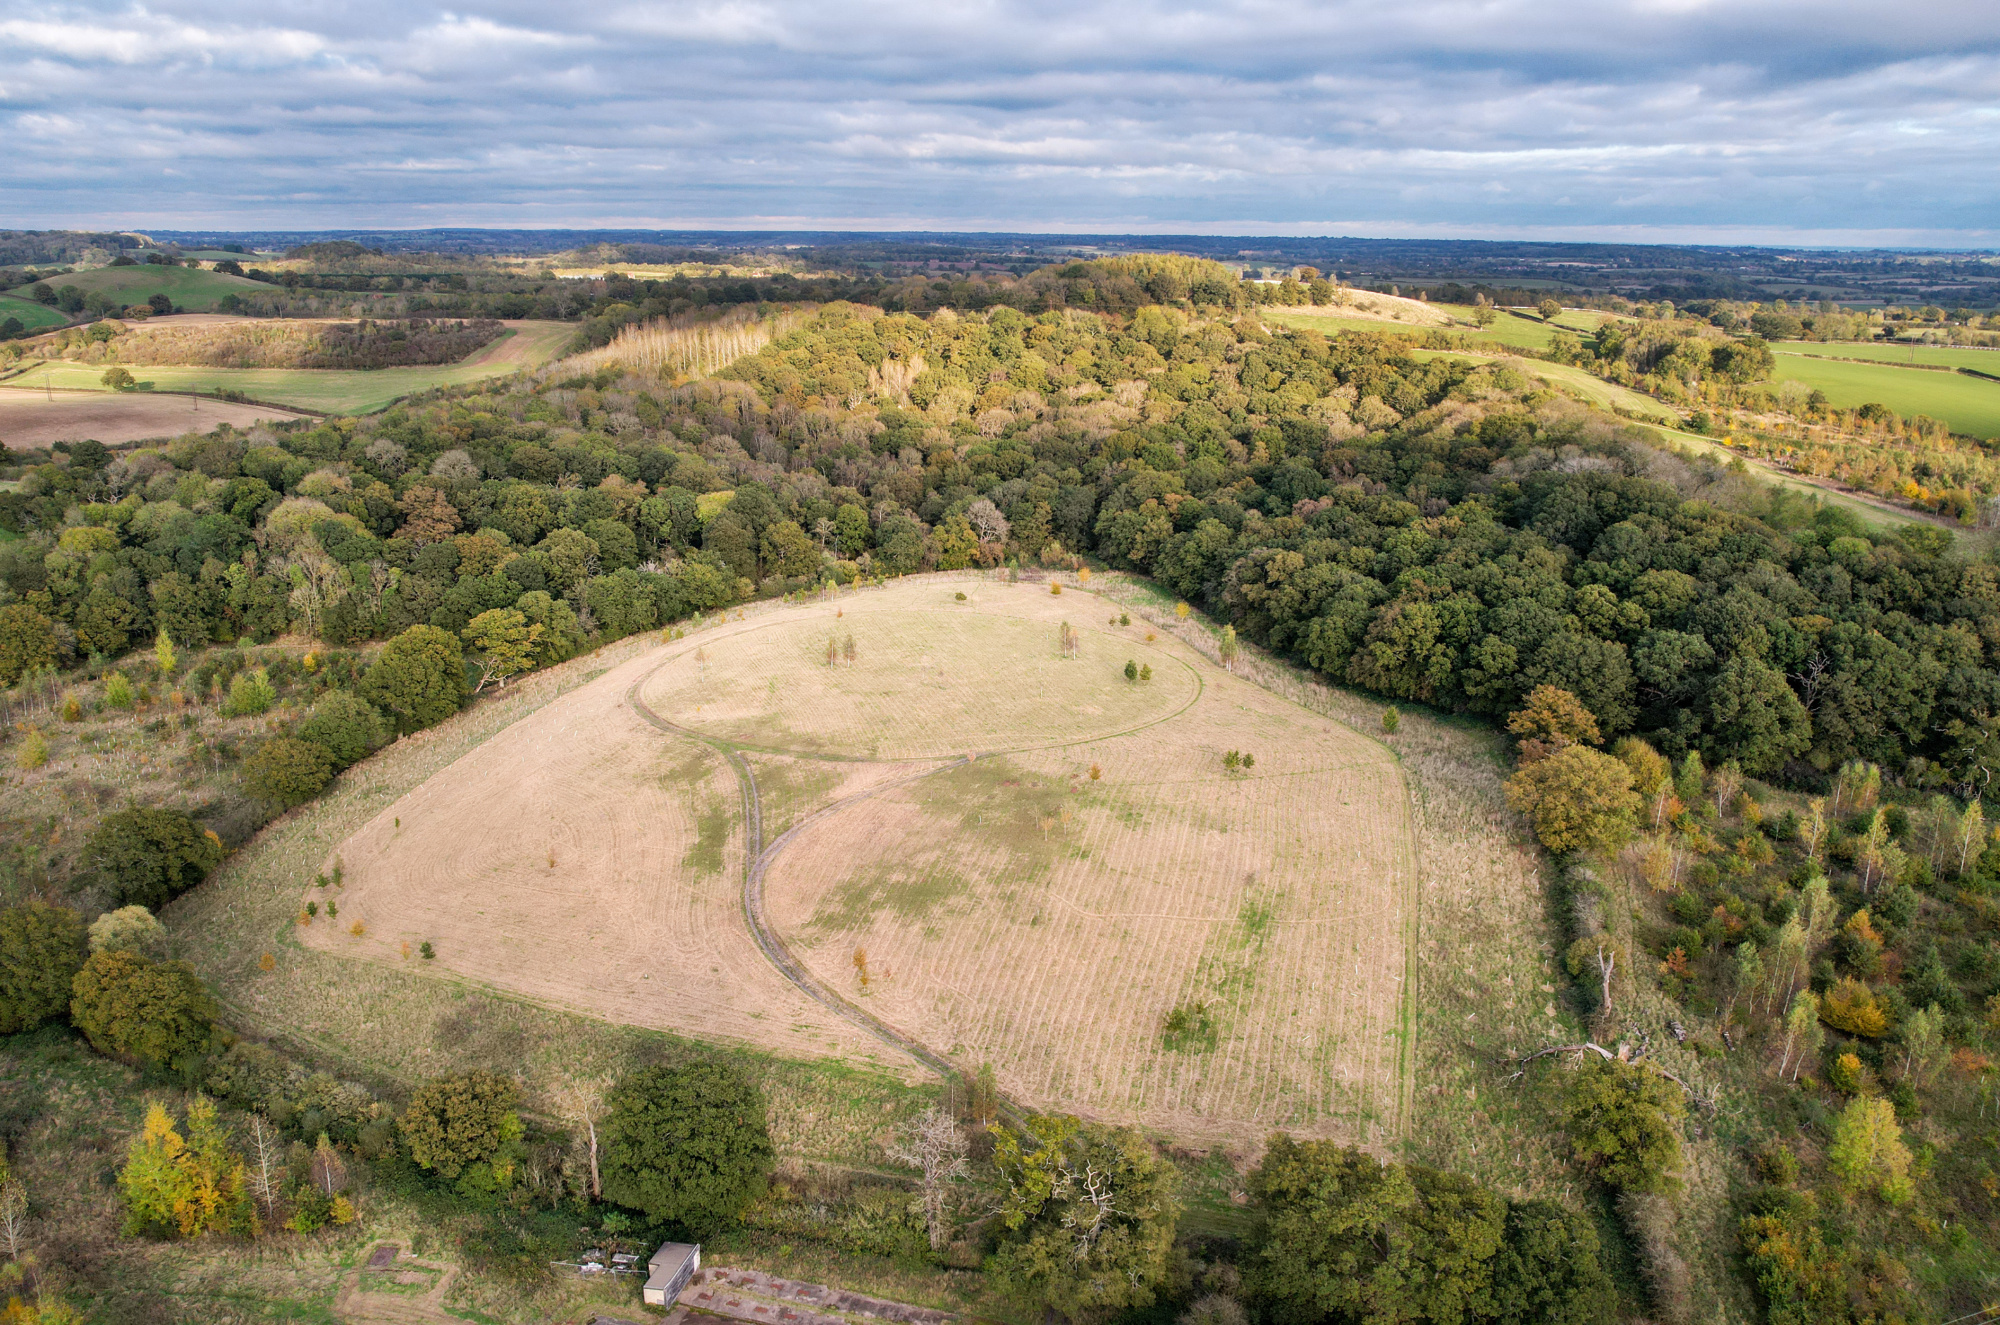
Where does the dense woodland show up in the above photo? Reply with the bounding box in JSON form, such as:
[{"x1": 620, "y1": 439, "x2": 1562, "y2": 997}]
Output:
[
  {"x1": 23, "y1": 317, "x2": 508, "y2": 371},
  {"x1": 3, "y1": 269, "x2": 2000, "y2": 1319}
]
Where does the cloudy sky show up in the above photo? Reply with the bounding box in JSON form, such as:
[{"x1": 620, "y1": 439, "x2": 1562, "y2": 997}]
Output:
[{"x1": 3, "y1": 1, "x2": 1998, "y2": 242}]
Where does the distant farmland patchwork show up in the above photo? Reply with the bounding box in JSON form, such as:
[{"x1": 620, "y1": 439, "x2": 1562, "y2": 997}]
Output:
[
  {"x1": 5, "y1": 264, "x2": 273, "y2": 312},
  {"x1": 316, "y1": 579, "x2": 1419, "y2": 1146},
  {"x1": 0, "y1": 320, "x2": 572, "y2": 424}
]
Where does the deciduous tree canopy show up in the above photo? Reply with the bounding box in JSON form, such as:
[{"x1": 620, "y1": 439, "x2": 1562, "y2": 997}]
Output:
[{"x1": 600, "y1": 1062, "x2": 773, "y2": 1232}]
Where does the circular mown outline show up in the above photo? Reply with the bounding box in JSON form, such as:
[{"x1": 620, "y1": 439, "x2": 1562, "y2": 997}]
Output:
[{"x1": 634, "y1": 606, "x2": 1202, "y2": 762}]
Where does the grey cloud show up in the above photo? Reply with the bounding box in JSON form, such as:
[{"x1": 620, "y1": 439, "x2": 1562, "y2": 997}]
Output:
[{"x1": 0, "y1": 1, "x2": 1996, "y2": 238}]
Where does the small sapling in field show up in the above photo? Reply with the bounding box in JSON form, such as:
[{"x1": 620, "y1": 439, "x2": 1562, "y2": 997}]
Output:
[
  {"x1": 420, "y1": 941, "x2": 435, "y2": 960},
  {"x1": 1382, "y1": 706, "x2": 1400, "y2": 734},
  {"x1": 1124, "y1": 660, "x2": 1138, "y2": 682}
]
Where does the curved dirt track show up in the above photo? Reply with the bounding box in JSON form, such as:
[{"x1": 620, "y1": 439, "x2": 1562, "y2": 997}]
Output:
[{"x1": 625, "y1": 671, "x2": 978, "y2": 1089}]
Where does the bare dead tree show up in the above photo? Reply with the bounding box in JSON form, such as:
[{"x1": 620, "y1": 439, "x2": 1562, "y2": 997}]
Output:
[
  {"x1": 885, "y1": 1106, "x2": 971, "y2": 1251},
  {"x1": 1597, "y1": 944, "x2": 1617, "y2": 1015},
  {"x1": 311, "y1": 1134, "x2": 347, "y2": 1197},
  {"x1": 1791, "y1": 652, "x2": 1829, "y2": 716},
  {"x1": 246, "y1": 1116, "x2": 283, "y2": 1221},
  {"x1": 552, "y1": 1074, "x2": 613, "y2": 1201},
  {"x1": 1057, "y1": 1161, "x2": 1120, "y2": 1259},
  {"x1": 0, "y1": 1176, "x2": 27, "y2": 1260}
]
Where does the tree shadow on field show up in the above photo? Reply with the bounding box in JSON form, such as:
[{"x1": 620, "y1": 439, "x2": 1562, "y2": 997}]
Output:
[{"x1": 433, "y1": 995, "x2": 529, "y2": 1071}]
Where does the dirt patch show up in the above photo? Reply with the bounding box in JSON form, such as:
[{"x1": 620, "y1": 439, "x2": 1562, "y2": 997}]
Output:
[{"x1": 0, "y1": 386, "x2": 313, "y2": 448}]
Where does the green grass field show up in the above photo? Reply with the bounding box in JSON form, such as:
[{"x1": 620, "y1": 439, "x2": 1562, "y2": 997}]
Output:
[
  {"x1": 7, "y1": 322, "x2": 573, "y2": 413},
  {"x1": 1771, "y1": 351, "x2": 2000, "y2": 438},
  {"x1": 0, "y1": 294, "x2": 66, "y2": 331},
  {"x1": 6, "y1": 263, "x2": 274, "y2": 312},
  {"x1": 1774, "y1": 340, "x2": 2000, "y2": 372},
  {"x1": 1269, "y1": 305, "x2": 1615, "y2": 354}
]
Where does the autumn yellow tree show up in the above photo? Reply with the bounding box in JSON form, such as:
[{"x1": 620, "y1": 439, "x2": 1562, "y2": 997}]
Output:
[
  {"x1": 117, "y1": 1097, "x2": 251, "y2": 1238},
  {"x1": 1506, "y1": 685, "x2": 1602, "y2": 763},
  {"x1": 1504, "y1": 746, "x2": 1639, "y2": 853},
  {"x1": 1829, "y1": 1098, "x2": 1913, "y2": 1204}
]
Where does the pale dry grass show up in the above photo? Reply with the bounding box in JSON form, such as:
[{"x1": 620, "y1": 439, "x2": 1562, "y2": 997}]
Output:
[
  {"x1": 1086, "y1": 573, "x2": 1577, "y2": 1193},
  {"x1": 637, "y1": 588, "x2": 1196, "y2": 759},
  {"x1": 170, "y1": 614, "x2": 939, "y2": 1167},
  {"x1": 299, "y1": 642, "x2": 883, "y2": 1066},
  {"x1": 762, "y1": 641, "x2": 1416, "y2": 1148}
]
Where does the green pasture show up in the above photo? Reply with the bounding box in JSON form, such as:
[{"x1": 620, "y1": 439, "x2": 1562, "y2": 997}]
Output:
[
  {"x1": 1269, "y1": 305, "x2": 1615, "y2": 354},
  {"x1": 1409, "y1": 348, "x2": 1677, "y2": 422},
  {"x1": 9, "y1": 322, "x2": 572, "y2": 414},
  {"x1": 0, "y1": 295, "x2": 66, "y2": 331},
  {"x1": 1774, "y1": 340, "x2": 2000, "y2": 373},
  {"x1": 1771, "y1": 352, "x2": 2000, "y2": 439},
  {"x1": 5, "y1": 263, "x2": 272, "y2": 312}
]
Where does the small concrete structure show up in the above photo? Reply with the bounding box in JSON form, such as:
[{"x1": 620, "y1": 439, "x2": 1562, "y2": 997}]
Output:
[{"x1": 643, "y1": 1242, "x2": 701, "y2": 1307}]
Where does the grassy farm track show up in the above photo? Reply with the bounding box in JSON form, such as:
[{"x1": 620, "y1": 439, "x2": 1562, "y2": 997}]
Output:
[{"x1": 624, "y1": 667, "x2": 982, "y2": 1092}]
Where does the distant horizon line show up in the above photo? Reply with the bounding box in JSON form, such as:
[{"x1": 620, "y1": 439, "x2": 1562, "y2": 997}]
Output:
[{"x1": 7, "y1": 220, "x2": 2000, "y2": 255}]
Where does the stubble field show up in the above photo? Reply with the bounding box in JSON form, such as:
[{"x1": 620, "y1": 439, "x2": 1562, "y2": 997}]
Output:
[{"x1": 309, "y1": 578, "x2": 1421, "y2": 1147}]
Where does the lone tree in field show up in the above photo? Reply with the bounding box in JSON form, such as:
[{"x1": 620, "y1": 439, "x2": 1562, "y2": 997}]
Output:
[
  {"x1": 886, "y1": 1105, "x2": 970, "y2": 1251},
  {"x1": 242, "y1": 737, "x2": 336, "y2": 810},
  {"x1": 70, "y1": 950, "x2": 217, "y2": 1072},
  {"x1": 600, "y1": 1062, "x2": 773, "y2": 1232},
  {"x1": 1537, "y1": 298, "x2": 1563, "y2": 322},
  {"x1": 297, "y1": 691, "x2": 389, "y2": 769},
  {"x1": 361, "y1": 624, "x2": 467, "y2": 734},
  {"x1": 1220, "y1": 625, "x2": 1239, "y2": 671},
  {"x1": 1058, "y1": 621, "x2": 1081, "y2": 659},
  {"x1": 1563, "y1": 1056, "x2": 1685, "y2": 1193},
  {"x1": 1504, "y1": 746, "x2": 1639, "y2": 853},
  {"x1": 1125, "y1": 659, "x2": 1139, "y2": 682},
  {"x1": 0, "y1": 901, "x2": 87, "y2": 1034}
]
